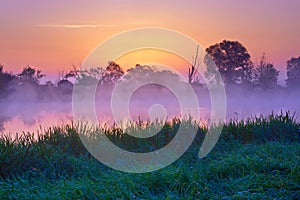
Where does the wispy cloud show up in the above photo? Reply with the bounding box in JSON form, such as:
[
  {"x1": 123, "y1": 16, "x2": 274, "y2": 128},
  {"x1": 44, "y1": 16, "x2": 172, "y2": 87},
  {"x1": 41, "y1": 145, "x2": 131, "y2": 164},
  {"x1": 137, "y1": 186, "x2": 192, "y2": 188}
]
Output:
[{"x1": 36, "y1": 24, "x2": 114, "y2": 29}]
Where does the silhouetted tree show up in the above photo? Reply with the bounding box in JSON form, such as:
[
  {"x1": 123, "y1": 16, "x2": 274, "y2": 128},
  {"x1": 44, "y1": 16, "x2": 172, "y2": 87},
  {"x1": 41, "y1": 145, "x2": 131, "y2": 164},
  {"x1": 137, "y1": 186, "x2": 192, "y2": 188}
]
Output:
[
  {"x1": 0, "y1": 65, "x2": 17, "y2": 97},
  {"x1": 188, "y1": 45, "x2": 200, "y2": 84},
  {"x1": 60, "y1": 65, "x2": 101, "y2": 86},
  {"x1": 100, "y1": 61, "x2": 124, "y2": 85},
  {"x1": 57, "y1": 79, "x2": 73, "y2": 89},
  {"x1": 77, "y1": 67, "x2": 104, "y2": 85},
  {"x1": 205, "y1": 40, "x2": 253, "y2": 86},
  {"x1": 64, "y1": 62, "x2": 124, "y2": 86},
  {"x1": 286, "y1": 56, "x2": 300, "y2": 88},
  {"x1": 254, "y1": 54, "x2": 279, "y2": 90},
  {"x1": 78, "y1": 67, "x2": 104, "y2": 81},
  {"x1": 124, "y1": 64, "x2": 182, "y2": 86},
  {"x1": 18, "y1": 66, "x2": 44, "y2": 85},
  {"x1": 124, "y1": 64, "x2": 155, "y2": 82}
]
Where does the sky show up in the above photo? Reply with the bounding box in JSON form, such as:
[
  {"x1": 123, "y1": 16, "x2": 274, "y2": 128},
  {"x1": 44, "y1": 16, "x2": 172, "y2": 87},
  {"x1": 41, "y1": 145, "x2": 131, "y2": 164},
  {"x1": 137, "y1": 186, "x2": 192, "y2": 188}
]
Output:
[{"x1": 1, "y1": 0, "x2": 300, "y2": 84}]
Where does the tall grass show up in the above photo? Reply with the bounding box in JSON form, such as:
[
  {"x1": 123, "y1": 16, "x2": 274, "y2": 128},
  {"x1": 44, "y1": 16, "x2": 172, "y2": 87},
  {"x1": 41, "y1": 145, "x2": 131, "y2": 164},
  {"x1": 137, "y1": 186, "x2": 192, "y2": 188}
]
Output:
[
  {"x1": 222, "y1": 111, "x2": 299, "y2": 143},
  {"x1": 0, "y1": 111, "x2": 299, "y2": 180}
]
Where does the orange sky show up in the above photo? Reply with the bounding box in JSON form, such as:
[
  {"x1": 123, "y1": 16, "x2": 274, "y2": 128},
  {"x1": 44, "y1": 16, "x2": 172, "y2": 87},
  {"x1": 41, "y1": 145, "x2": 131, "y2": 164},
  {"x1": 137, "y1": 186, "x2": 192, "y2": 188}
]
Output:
[{"x1": 1, "y1": 0, "x2": 300, "y2": 84}]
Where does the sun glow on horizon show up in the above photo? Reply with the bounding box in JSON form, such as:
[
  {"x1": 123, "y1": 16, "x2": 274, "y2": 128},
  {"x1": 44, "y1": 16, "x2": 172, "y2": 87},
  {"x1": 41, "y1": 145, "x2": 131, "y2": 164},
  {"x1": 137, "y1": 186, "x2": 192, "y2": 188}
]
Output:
[
  {"x1": 0, "y1": 0, "x2": 299, "y2": 84},
  {"x1": 115, "y1": 49, "x2": 191, "y2": 73}
]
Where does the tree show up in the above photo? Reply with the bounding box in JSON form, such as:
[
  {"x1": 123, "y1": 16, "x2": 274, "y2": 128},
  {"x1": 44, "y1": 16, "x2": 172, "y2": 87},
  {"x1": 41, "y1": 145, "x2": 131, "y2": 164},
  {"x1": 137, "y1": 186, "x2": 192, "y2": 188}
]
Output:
[
  {"x1": 57, "y1": 79, "x2": 73, "y2": 90},
  {"x1": 18, "y1": 66, "x2": 45, "y2": 85},
  {"x1": 254, "y1": 54, "x2": 279, "y2": 90},
  {"x1": 100, "y1": 61, "x2": 124, "y2": 85},
  {"x1": 0, "y1": 65, "x2": 17, "y2": 96},
  {"x1": 66, "y1": 66, "x2": 104, "y2": 86},
  {"x1": 63, "y1": 62, "x2": 124, "y2": 86},
  {"x1": 205, "y1": 40, "x2": 253, "y2": 86},
  {"x1": 187, "y1": 45, "x2": 200, "y2": 84},
  {"x1": 124, "y1": 64, "x2": 181, "y2": 83},
  {"x1": 124, "y1": 64, "x2": 155, "y2": 82},
  {"x1": 286, "y1": 56, "x2": 300, "y2": 88}
]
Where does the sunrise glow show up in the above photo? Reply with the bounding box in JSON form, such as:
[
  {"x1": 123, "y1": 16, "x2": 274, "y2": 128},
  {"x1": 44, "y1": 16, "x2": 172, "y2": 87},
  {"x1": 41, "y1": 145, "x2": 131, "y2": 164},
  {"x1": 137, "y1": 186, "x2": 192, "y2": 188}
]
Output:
[{"x1": 1, "y1": 0, "x2": 300, "y2": 82}]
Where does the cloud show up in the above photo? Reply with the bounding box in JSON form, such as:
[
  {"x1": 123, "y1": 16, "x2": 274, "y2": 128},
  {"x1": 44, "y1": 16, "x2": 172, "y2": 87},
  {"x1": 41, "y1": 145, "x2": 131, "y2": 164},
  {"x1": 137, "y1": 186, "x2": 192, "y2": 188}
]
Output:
[
  {"x1": 36, "y1": 21, "x2": 150, "y2": 29},
  {"x1": 36, "y1": 24, "x2": 114, "y2": 29}
]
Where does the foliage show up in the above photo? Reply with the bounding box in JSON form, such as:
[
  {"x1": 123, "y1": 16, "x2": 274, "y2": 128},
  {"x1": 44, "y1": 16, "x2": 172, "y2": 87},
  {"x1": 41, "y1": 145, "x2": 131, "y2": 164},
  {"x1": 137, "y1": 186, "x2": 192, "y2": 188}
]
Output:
[
  {"x1": 57, "y1": 79, "x2": 73, "y2": 91},
  {"x1": 0, "y1": 51, "x2": 300, "y2": 98},
  {"x1": 66, "y1": 62, "x2": 124, "y2": 86},
  {"x1": 205, "y1": 40, "x2": 253, "y2": 86},
  {"x1": 286, "y1": 56, "x2": 300, "y2": 88},
  {"x1": 67, "y1": 66, "x2": 104, "y2": 86},
  {"x1": 100, "y1": 61, "x2": 124, "y2": 85},
  {"x1": 124, "y1": 64, "x2": 181, "y2": 84},
  {"x1": 0, "y1": 65, "x2": 16, "y2": 97},
  {"x1": 18, "y1": 66, "x2": 45, "y2": 85},
  {"x1": 253, "y1": 54, "x2": 279, "y2": 90}
]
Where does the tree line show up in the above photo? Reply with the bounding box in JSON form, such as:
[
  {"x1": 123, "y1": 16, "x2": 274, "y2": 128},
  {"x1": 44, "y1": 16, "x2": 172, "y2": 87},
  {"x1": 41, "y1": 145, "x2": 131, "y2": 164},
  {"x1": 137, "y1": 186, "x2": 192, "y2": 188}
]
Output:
[
  {"x1": 1, "y1": 39, "x2": 300, "y2": 99},
  {"x1": 204, "y1": 40, "x2": 300, "y2": 90}
]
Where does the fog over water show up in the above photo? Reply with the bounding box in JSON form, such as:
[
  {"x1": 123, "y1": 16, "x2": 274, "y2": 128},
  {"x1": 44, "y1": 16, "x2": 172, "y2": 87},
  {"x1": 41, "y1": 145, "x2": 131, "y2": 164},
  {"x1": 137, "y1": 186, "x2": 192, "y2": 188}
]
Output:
[
  {"x1": 1, "y1": 62, "x2": 299, "y2": 135},
  {"x1": 0, "y1": 82, "x2": 299, "y2": 135}
]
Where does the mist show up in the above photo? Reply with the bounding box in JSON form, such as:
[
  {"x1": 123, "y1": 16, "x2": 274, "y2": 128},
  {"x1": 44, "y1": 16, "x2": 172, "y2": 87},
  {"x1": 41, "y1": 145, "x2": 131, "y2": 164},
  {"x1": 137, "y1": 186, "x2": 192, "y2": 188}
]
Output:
[{"x1": 0, "y1": 68, "x2": 299, "y2": 135}]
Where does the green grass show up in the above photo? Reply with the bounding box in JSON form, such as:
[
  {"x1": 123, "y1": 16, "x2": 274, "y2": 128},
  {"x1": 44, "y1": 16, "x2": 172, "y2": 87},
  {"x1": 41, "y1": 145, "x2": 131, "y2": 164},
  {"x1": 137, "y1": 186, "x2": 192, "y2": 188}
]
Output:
[{"x1": 0, "y1": 112, "x2": 299, "y2": 199}]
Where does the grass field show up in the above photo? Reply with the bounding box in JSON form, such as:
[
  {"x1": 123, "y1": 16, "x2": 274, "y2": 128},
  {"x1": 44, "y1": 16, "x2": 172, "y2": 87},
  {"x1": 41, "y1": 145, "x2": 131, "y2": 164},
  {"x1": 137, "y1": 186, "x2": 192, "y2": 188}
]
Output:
[{"x1": 0, "y1": 112, "x2": 299, "y2": 199}]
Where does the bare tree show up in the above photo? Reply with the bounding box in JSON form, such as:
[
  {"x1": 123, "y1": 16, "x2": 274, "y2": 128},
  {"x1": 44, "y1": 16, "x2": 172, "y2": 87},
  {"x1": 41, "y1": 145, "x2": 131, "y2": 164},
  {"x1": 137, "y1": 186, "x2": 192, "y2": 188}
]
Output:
[{"x1": 188, "y1": 45, "x2": 200, "y2": 84}]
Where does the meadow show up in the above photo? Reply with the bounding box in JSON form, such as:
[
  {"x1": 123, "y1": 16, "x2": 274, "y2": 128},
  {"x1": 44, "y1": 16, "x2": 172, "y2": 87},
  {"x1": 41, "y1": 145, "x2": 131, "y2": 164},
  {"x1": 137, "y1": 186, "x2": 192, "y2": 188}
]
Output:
[{"x1": 0, "y1": 111, "x2": 299, "y2": 199}]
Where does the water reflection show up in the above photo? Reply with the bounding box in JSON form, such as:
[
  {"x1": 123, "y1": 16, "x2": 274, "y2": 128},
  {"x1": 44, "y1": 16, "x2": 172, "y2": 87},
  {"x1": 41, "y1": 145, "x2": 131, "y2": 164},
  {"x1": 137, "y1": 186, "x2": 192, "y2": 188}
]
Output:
[{"x1": 1, "y1": 88, "x2": 299, "y2": 135}]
